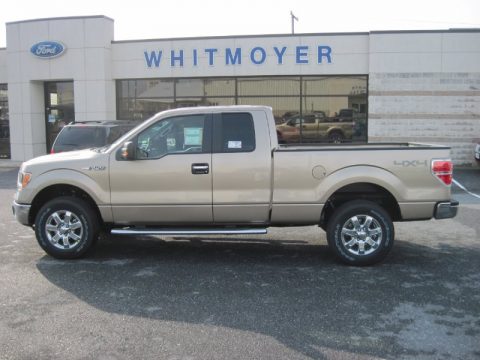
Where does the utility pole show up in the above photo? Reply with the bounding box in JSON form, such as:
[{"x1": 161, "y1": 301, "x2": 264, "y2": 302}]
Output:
[{"x1": 290, "y1": 11, "x2": 299, "y2": 34}]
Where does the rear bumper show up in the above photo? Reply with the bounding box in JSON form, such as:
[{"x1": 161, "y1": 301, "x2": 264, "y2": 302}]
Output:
[
  {"x1": 434, "y1": 200, "x2": 459, "y2": 220},
  {"x1": 12, "y1": 201, "x2": 31, "y2": 226}
]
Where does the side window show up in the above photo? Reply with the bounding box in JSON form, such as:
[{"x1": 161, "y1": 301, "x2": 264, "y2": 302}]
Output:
[
  {"x1": 303, "y1": 115, "x2": 316, "y2": 124},
  {"x1": 287, "y1": 117, "x2": 300, "y2": 127},
  {"x1": 217, "y1": 113, "x2": 255, "y2": 153},
  {"x1": 136, "y1": 115, "x2": 207, "y2": 159}
]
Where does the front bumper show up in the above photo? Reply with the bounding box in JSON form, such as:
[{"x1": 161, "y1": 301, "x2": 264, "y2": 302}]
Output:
[
  {"x1": 12, "y1": 201, "x2": 31, "y2": 226},
  {"x1": 434, "y1": 200, "x2": 459, "y2": 220}
]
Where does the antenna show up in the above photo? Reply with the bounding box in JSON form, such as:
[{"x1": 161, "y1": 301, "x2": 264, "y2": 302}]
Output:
[{"x1": 290, "y1": 11, "x2": 299, "y2": 34}]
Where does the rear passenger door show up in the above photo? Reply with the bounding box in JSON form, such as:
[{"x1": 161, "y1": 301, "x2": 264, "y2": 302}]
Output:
[{"x1": 211, "y1": 111, "x2": 272, "y2": 224}]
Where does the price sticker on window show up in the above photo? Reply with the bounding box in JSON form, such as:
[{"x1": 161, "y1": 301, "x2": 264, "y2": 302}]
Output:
[
  {"x1": 184, "y1": 128, "x2": 203, "y2": 146},
  {"x1": 228, "y1": 141, "x2": 242, "y2": 149}
]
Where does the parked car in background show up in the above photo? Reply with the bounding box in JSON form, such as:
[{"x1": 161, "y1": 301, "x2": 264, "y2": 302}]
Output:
[
  {"x1": 276, "y1": 111, "x2": 353, "y2": 143},
  {"x1": 50, "y1": 120, "x2": 139, "y2": 153},
  {"x1": 475, "y1": 141, "x2": 480, "y2": 162}
]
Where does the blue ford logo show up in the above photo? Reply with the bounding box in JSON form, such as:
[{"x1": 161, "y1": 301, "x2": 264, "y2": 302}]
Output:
[{"x1": 30, "y1": 41, "x2": 66, "y2": 58}]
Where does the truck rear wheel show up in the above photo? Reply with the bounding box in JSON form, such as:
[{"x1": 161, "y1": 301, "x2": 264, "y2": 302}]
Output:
[
  {"x1": 34, "y1": 197, "x2": 99, "y2": 259},
  {"x1": 328, "y1": 131, "x2": 344, "y2": 143},
  {"x1": 326, "y1": 200, "x2": 394, "y2": 266}
]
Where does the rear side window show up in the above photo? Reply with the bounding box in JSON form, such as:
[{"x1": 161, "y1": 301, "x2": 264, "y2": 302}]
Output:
[{"x1": 215, "y1": 113, "x2": 255, "y2": 153}]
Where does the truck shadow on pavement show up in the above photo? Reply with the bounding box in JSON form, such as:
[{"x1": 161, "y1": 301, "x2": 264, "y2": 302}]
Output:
[{"x1": 36, "y1": 236, "x2": 480, "y2": 359}]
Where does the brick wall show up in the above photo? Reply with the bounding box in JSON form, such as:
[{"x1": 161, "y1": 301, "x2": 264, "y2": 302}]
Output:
[{"x1": 369, "y1": 72, "x2": 480, "y2": 166}]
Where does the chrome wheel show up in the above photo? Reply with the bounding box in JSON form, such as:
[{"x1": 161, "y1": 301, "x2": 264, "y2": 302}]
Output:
[
  {"x1": 45, "y1": 210, "x2": 84, "y2": 250},
  {"x1": 340, "y1": 215, "x2": 382, "y2": 256}
]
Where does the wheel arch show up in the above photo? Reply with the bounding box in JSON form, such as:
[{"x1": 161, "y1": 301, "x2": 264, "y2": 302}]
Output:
[
  {"x1": 318, "y1": 166, "x2": 404, "y2": 228},
  {"x1": 29, "y1": 184, "x2": 104, "y2": 227},
  {"x1": 320, "y1": 182, "x2": 402, "y2": 229}
]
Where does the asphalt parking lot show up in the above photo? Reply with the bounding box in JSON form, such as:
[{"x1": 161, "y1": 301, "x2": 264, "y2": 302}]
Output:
[{"x1": 0, "y1": 167, "x2": 479, "y2": 360}]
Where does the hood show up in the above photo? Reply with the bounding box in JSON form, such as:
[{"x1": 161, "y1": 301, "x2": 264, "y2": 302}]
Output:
[{"x1": 21, "y1": 148, "x2": 108, "y2": 175}]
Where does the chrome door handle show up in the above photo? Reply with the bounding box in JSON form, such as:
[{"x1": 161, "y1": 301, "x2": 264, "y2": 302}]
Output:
[{"x1": 191, "y1": 163, "x2": 209, "y2": 174}]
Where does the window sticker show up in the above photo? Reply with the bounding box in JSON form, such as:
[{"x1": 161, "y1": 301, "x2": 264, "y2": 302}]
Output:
[
  {"x1": 228, "y1": 141, "x2": 242, "y2": 149},
  {"x1": 184, "y1": 127, "x2": 203, "y2": 146}
]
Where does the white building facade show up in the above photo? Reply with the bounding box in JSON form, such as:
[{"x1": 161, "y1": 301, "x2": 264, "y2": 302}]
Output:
[{"x1": 0, "y1": 16, "x2": 479, "y2": 165}]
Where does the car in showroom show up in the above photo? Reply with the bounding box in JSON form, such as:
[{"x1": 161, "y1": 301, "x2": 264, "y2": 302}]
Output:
[{"x1": 276, "y1": 111, "x2": 353, "y2": 143}]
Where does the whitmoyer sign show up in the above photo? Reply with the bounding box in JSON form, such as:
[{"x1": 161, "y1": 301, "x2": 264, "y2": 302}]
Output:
[{"x1": 144, "y1": 45, "x2": 333, "y2": 68}]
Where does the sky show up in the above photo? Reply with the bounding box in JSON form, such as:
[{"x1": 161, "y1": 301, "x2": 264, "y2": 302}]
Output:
[{"x1": 1, "y1": 0, "x2": 479, "y2": 46}]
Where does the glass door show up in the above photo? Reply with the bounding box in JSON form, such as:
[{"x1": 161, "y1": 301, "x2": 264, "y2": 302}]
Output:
[
  {"x1": 0, "y1": 84, "x2": 9, "y2": 159},
  {"x1": 45, "y1": 81, "x2": 74, "y2": 152}
]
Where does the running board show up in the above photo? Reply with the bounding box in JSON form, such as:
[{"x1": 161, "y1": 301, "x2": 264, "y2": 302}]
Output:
[{"x1": 111, "y1": 228, "x2": 268, "y2": 236}]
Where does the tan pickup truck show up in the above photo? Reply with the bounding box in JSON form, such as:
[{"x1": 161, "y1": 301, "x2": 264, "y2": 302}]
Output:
[
  {"x1": 276, "y1": 112, "x2": 354, "y2": 143},
  {"x1": 13, "y1": 106, "x2": 458, "y2": 265}
]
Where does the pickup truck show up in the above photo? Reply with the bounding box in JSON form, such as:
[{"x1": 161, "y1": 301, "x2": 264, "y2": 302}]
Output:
[
  {"x1": 12, "y1": 106, "x2": 458, "y2": 265},
  {"x1": 276, "y1": 112, "x2": 353, "y2": 143}
]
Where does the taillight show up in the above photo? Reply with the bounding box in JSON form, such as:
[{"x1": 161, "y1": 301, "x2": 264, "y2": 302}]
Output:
[
  {"x1": 50, "y1": 148, "x2": 55, "y2": 154},
  {"x1": 432, "y1": 159, "x2": 453, "y2": 186}
]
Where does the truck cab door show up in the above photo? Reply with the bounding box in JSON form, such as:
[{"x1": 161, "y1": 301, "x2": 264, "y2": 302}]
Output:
[
  {"x1": 109, "y1": 114, "x2": 213, "y2": 225},
  {"x1": 211, "y1": 111, "x2": 272, "y2": 224},
  {"x1": 301, "y1": 115, "x2": 318, "y2": 140}
]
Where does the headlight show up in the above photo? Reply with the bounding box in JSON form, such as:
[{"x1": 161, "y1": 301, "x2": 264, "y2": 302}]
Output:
[{"x1": 18, "y1": 171, "x2": 32, "y2": 190}]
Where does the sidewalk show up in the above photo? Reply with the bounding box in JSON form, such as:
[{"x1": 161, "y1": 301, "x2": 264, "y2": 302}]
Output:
[{"x1": 0, "y1": 160, "x2": 21, "y2": 168}]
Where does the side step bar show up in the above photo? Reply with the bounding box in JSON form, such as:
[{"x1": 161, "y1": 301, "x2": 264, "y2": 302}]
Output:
[{"x1": 111, "y1": 228, "x2": 268, "y2": 236}]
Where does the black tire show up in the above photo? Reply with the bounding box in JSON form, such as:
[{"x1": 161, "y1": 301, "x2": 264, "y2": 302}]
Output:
[
  {"x1": 328, "y1": 131, "x2": 344, "y2": 144},
  {"x1": 326, "y1": 200, "x2": 394, "y2": 266},
  {"x1": 35, "y1": 196, "x2": 99, "y2": 259}
]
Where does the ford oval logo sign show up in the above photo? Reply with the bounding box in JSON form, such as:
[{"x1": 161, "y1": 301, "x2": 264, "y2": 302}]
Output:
[{"x1": 30, "y1": 41, "x2": 66, "y2": 59}]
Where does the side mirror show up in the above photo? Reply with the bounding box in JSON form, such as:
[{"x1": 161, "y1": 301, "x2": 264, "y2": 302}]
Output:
[{"x1": 120, "y1": 141, "x2": 136, "y2": 160}]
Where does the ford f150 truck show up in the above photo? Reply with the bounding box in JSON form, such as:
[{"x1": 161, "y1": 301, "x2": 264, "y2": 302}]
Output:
[{"x1": 12, "y1": 106, "x2": 458, "y2": 265}]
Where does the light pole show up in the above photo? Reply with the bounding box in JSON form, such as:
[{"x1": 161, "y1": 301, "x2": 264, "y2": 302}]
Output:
[{"x1": 290, "y1": 11, "x2": 298, "y2": 34}]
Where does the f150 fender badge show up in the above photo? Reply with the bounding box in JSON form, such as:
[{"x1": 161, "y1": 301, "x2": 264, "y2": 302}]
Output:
[{"x1": 82, "y1": 166, "x2": 107, "y2": 171}]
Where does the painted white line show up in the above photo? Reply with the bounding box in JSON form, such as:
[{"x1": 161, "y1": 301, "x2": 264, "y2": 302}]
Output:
[{"x1": 452, "y1": 179, "x2": 480, "y2": 199}]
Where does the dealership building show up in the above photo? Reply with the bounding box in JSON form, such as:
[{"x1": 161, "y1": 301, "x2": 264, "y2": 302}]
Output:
[{"x1": 0, "y1": 15, "x2": 479, "y2": 165}]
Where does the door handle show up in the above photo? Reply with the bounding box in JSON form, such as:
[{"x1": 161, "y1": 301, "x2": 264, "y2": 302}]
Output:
[{"x1": 191, "y1": 163, "x2": 209, "y2": 174}]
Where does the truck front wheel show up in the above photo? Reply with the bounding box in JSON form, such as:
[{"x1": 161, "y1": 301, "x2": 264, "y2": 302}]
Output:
[
  {"x1": 326, "y1": 200, "x2": 394, "y2": 266},
  {"x1": 34, "y1": 197, "x2": 99, "y2": 259}
]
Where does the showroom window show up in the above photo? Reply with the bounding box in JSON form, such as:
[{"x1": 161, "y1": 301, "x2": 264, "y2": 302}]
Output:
[
  {"x1": 0, "y1": 84, "x2": 10, "y2": 159},
  {"x1": 116, "y1": 76, "x2": 368, "y2": 143}
]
